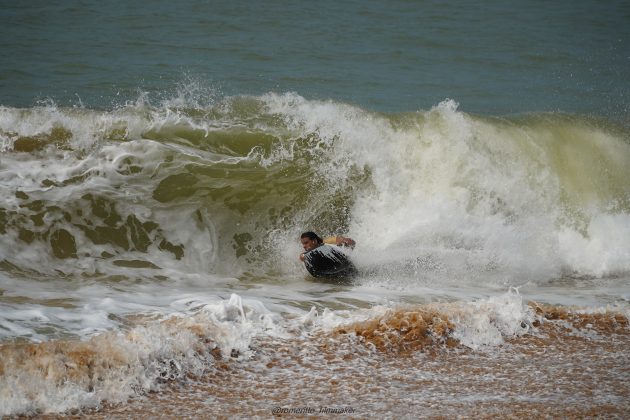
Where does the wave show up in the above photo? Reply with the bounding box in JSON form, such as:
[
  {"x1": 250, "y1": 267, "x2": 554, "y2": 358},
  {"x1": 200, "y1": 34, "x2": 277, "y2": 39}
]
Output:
[
  {"x1": 0, "y1": 291, "x2": 627, "y2": 416},
  {"x1": 0, "y1": 294, "x2": 276, "y2": 416},
  {"x1": 1, "y1": 93, "x2": 629, "y2": 285}
]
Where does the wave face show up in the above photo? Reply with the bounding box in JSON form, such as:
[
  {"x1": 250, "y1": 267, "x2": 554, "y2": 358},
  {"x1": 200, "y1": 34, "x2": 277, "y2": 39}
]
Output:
[{"x1": 1, "y1": 94, "x2": 629, "y2": 284}]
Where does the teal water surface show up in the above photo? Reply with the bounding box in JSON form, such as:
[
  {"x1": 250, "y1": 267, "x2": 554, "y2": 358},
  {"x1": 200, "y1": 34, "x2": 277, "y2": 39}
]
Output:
[{"x1": 1, "y1": 0, "x2": 629, "y2": 117}]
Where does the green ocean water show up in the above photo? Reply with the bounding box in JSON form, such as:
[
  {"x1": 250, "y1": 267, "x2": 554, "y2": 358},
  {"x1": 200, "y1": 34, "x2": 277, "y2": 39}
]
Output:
[{"x1": 1, "y1": 95, "x2": 628, "y2": 305}]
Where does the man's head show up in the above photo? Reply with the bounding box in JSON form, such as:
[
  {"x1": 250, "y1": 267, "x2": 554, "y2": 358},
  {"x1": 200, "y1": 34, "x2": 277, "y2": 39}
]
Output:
[{"x1": 300, "y1": 231, "x2": 323, "y2": 252}]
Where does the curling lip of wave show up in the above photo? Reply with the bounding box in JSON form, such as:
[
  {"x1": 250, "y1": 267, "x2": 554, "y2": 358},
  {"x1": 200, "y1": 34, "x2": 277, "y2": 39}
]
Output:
[{"x1": 0, "y1": 95, "x2": 629, "y2": 283}]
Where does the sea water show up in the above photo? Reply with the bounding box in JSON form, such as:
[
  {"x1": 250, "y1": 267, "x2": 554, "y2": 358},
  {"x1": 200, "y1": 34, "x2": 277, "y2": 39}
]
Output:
[{"x1": 1, "y1": 0, "x2": 629, "y2": 417}]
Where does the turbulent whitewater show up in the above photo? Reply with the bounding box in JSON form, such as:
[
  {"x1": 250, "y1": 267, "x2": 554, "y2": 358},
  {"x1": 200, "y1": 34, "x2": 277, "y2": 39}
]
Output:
[{"x1": 1, "y1": 93, "x2": 629, "y2": 416}]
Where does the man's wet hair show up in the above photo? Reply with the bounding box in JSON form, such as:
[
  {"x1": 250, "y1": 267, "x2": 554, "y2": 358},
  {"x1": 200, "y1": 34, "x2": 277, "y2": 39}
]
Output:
[{"x1": 301, "y1": 231, "x2": 323, "y2": 244}]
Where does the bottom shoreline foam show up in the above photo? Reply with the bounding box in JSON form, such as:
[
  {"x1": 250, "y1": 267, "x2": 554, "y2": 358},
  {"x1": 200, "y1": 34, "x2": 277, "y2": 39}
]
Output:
[
  {"x1": 67, "y1": 310, "x2": 630, "y2": 419},
  {"x1": 2, "y1": 295, "x2": 629, "y2": 417}
]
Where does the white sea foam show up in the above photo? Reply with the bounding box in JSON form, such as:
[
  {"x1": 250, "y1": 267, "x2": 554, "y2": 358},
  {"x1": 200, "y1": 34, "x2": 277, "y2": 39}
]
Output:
[
  {"x1": 1, "y1": 274, "x2": 628, "y2": 417},
  {"x1": 262, "y1": 93, "x2": 630, "y2": 284},
  {"x1": 0, "y1": 293, "x2": 282, "y2": 416},
  {"x1": 0, "y1": 288, "x2": 544, "y2": 416},
  {"x1": 558, "y1": 212, "x2": 630, "y2": 277},
  {"x1": 307, "y1": 288, "x2": 535, "y2": 350}
]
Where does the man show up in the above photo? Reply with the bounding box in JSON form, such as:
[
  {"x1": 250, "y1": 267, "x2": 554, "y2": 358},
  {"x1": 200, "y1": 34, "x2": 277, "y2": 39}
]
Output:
[{"x1": 299, "y1": 231, "x2": 355, "y2": 261}]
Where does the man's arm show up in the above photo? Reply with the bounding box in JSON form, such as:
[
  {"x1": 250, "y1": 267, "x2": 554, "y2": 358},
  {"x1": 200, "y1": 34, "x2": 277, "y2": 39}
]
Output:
[{"x1": 324, "y1": 236, "x2": 356, "y2": 249}]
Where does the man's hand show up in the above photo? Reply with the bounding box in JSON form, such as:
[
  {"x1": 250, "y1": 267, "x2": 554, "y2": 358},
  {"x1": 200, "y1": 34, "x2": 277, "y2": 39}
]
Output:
[{"x1": 336, "y1": 236, "x2": 356, "y2": 249}]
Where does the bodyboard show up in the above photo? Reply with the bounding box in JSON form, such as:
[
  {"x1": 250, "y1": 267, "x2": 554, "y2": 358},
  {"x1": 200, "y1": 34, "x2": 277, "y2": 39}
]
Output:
[{"x1": 303, "y1": 244, "x2": 358, "y2": 278}]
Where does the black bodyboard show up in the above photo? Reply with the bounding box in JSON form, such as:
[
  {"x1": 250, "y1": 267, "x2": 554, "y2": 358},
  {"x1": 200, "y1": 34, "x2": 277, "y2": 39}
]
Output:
[{"x1": 303, "y1": 244, "x2": 358, "y2": 278}]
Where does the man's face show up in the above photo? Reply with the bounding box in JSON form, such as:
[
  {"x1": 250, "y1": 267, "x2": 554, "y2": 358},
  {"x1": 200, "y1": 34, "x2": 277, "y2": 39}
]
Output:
[{"x1": 301, "y1": 236, "x2": 319, "y2": 252}]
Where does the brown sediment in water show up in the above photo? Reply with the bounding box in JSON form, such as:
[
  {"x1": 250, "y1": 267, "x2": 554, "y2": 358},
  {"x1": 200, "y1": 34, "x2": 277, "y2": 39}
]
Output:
[
  {"x1": 5, "y1": 126, "x2": 73, "y2": 153},
  {"x1": 6, "y1": 312, "x2": 617, "y2": 415},
  {"x1": 0, "y1": 314, "x2": 225, "y2": 418},
  {"x1": 331, "y1": 303, "x2": 629, "y2": 356},
  {"x1": 38, "y1": 305, "x2": 627, "y2": 419},
  {"x1": 529, "y1": 301, "x2": 629, "y2": 332},
  {"x1": 0, "y1": 334, "x2": 135, "y2": 394},
  {"x1": 333, "y1": 308, "x2": 458, "y2": 355}
]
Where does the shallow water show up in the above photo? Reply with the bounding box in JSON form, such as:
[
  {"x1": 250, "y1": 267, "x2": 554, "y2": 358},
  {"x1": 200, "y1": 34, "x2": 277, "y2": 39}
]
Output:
[{"x1": 16, "y1": 305, "x2": 630, "y2": 418}]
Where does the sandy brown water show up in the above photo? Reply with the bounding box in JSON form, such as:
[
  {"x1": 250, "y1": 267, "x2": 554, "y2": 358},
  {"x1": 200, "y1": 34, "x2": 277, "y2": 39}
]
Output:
[{"x1": 31, "y1": 305, "x2": 629, "y2": 419}]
